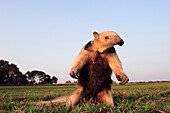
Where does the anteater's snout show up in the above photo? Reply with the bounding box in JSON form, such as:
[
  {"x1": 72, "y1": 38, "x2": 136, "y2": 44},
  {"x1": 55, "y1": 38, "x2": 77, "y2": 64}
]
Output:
[{"x1": 118, "y1": 40, "x2": 124, "y2": 46}]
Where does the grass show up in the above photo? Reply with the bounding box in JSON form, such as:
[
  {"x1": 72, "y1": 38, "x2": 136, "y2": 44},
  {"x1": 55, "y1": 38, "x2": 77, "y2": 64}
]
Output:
[{"x1": 0, "y1": 82, "x2": 169, "y2": 113}]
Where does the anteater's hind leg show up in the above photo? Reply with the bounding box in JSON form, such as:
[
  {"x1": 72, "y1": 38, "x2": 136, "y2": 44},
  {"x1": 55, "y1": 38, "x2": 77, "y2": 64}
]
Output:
[
  {"x1": 97, "y1": 89, "x2": 114, "y2": 105},
  {"x1": 68, "y1": 85, "x2": 84, "y2": 109}
]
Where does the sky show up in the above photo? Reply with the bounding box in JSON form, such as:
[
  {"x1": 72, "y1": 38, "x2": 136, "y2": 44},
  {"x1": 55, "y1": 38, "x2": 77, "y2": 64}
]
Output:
[{"x1": 0, "y1": 0, "x2": 170, "y2": 83}]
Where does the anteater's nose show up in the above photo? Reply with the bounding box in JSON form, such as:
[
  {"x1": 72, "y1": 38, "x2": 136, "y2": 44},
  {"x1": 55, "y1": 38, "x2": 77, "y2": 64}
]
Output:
[{"x1": 118, "y1": 40, "x2": 124, "y2": 46}]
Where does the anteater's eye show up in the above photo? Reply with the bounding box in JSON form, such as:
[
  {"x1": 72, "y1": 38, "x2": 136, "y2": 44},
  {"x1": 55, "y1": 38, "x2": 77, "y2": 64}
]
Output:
[{"x1": 105, "y1": 36, "x2": 108, "y2": 39}]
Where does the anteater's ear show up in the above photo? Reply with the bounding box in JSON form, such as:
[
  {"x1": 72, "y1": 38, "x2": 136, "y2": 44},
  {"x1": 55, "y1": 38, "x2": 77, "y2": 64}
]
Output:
[{"x1": 93, "y1": 31, "x2": 100, "y2": 39}]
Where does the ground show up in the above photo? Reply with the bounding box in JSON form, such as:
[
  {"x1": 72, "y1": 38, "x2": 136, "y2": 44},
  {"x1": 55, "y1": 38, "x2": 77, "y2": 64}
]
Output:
[{"x1": 0, "y1": 82, "x2": 169, "y2": 113}]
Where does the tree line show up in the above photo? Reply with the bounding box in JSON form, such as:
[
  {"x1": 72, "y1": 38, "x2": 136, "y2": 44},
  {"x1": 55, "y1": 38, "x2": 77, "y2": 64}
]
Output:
[{"x1": 0, "y1": 60, "x2": 58, "y2": 85}]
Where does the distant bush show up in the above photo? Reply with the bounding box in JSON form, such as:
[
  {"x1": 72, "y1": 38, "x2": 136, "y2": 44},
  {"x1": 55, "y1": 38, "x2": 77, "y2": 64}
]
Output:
[{"x1": 0, "y1": 59, "x2": 58, "y2": 85}]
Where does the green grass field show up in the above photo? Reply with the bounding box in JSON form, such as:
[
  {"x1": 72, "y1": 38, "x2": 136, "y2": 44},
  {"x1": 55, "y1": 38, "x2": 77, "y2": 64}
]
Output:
[{"x1": 0, "y1": 82, "x2": 169, "y2": 113}]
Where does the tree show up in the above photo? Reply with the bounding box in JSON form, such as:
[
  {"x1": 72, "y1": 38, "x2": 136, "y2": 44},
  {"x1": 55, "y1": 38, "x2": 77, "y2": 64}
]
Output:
[
  {"x1": 0, "y1": 60, "x2": 28, "y2": 85},
  {"x1": 26, "y1": 70, "x2": 46, "y2": 84},
  {"x1": 15, "y1": 74, "x2": 28, "y2": 85},
  {"x1": 52, "y1": 76, "x2": 58, "y2": 84},
  {"x1": 25, "y1": 71, "x2": 36, "y2": 84},
  {"x1": 25, "y1": 70, "x2": 58, "y2": 84},
  {"x1": 43, "y1": 75, "x2": 52, "y2": 84}
]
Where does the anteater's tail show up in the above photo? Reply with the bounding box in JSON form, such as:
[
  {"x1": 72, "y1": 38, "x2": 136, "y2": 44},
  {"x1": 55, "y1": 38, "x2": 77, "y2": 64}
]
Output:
[{"x1": 28, "y1": 95, "x2": 70, "y2": 106}]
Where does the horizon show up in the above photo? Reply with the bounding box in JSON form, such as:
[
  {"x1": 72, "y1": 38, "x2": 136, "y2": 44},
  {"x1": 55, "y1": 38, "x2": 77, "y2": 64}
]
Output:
[{"x1": 0, "y1": 0, "x2": 170, "y2": 83}]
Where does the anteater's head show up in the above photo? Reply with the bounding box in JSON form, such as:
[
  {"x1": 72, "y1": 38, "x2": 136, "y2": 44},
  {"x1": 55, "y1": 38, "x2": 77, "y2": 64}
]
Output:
[{"x1": 93, "y1": 31, "x2": 124, "y2": 49}]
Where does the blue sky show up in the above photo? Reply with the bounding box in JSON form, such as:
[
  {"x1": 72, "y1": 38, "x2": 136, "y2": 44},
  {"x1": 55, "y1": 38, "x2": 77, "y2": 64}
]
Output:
[{"x1": 0, "y1": 0, "x2": 170, "y2": 83}]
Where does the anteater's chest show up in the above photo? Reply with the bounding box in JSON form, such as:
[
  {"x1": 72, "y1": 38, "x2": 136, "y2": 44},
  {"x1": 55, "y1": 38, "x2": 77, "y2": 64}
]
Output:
[
  {"x1": 80, "y1": 53, "x2": 111, "y2": 77},
  {"x1": 88, "y1": 55, "x2": 110, "y2": 75},
  {"x1": 78, "y1": 53, "x2": 112, "y2": 96}
]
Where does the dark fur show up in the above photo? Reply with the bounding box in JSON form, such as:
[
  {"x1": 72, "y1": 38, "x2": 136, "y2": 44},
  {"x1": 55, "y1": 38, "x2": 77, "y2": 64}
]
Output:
[
  {"x1": 101, "y1": 47, "x2": 116, "y2": 54},
  {"x1": 84, "y1": 41, "x2": 92, "y2": 50},
  {"x1": 78, "y1": 46, "x2": 116, "y2": 99}
]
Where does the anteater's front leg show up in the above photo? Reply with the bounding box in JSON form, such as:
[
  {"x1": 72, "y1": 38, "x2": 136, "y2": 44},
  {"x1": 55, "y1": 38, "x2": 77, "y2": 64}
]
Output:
[
  {"x1": 107, "y1": 53, "x2": 129, "y2": 85},
  {"x1": 69, "y1": 48, "x2": 90, "y2": 79}
]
